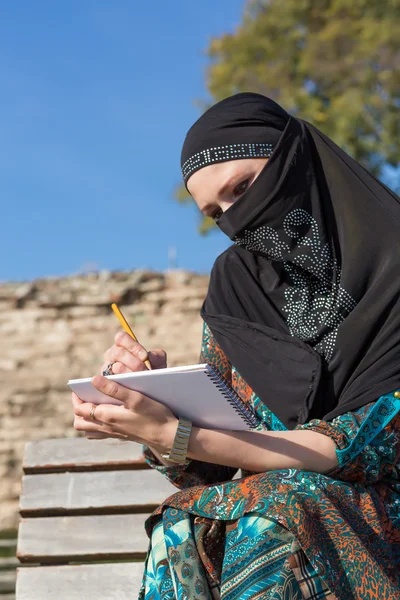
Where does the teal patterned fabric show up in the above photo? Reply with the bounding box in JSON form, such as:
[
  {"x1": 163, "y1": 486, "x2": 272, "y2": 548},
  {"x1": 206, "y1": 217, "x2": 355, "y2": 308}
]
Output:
[
  {"x1": 139, "y1": 325, "x2": 400, "y2": 599},
  {"x1": 335, "y1": 393, "x2": 400, "y2": 467},
  {"x1": 141, "y1": 399, "x2": 400, "y2": 599},
  {"x1": 142, "y1": 513, "x2": 298, "y2": 599}
]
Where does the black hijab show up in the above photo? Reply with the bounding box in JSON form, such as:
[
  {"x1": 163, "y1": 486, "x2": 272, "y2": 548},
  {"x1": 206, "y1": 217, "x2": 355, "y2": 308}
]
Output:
[{"x1": 181, "y1": 93, "x2": 400, "y2": 429}]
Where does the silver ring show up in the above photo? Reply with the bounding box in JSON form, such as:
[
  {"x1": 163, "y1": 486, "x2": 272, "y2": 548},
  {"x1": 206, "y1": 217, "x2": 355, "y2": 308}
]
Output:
[{"x1": 102, "y1": 362, "x2": 115, "y2": 376}]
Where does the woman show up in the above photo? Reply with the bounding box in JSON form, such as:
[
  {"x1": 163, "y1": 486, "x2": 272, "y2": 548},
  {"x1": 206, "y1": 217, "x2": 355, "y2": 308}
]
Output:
[{"x1": 72, "y1": 93, "x2": 400, "y2": 599}]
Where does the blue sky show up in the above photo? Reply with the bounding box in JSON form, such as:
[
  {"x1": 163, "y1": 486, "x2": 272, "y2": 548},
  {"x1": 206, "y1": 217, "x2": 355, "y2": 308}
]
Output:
[{"x1": 1, "y1": 1, "x2": 245, "y2": 282}]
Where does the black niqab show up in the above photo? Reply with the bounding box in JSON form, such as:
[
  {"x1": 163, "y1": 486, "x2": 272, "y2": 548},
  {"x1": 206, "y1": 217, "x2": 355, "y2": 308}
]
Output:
[{"x1": 181, "y1": 93, "x2": 400, "y2": 429}]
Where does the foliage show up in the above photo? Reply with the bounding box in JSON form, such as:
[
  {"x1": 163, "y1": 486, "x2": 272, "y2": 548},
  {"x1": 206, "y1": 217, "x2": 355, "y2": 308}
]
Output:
[{"x1": 177, "y1": 0, "x2": 400, "y2": 233}]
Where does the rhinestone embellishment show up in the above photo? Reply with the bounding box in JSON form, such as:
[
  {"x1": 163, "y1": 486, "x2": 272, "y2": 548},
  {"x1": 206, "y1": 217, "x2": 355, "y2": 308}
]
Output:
[
  {"x1": 235, "y1": 208, "x2": 357, "y2": 361},
  {"x1": 182, "y1": 143, "x2": 274, "y2": 181}
]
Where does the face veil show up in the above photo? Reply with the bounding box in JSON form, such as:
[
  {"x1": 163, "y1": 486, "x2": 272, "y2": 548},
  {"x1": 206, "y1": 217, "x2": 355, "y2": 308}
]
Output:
[{"x1": 182, "y1": 93, "x2": 400, "y2": 429}]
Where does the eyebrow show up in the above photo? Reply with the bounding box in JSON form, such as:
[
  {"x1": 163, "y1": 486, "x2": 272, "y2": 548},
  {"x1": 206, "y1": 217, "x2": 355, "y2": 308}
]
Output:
[{"x1": 217, "y1": 173, "x2": 244, "y2": 198}]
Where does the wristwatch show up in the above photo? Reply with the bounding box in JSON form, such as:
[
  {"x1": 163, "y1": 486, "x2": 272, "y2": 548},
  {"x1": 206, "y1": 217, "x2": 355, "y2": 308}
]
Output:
[{"x1": 161, "y1": 418, "x2": 192, "y2": 465}]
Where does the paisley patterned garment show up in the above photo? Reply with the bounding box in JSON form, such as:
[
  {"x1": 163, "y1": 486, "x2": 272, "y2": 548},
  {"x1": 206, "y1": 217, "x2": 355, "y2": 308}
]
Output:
[{"x1": 139, "y1": 324, "x2": 400, "y2": 599}]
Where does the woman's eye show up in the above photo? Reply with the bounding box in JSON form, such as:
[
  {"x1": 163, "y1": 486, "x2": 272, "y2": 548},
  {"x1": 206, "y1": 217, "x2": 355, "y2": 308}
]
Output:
[
  {"x1": 233, "y1": 179, "x2": 249, "y2": 198},
  {"x1": 212, "y1": 208, "x2": 223, "y2": 221}
]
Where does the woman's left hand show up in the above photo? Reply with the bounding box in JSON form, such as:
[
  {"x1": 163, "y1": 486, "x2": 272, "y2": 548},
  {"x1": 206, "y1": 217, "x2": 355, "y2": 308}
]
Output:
[{"x1": 72, "y1": 375, "x2": 178, "y2": 451}]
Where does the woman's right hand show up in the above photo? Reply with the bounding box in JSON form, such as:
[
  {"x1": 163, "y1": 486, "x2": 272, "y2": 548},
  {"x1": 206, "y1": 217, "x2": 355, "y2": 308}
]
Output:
[
  {"x1": 101, "y1": 331, "x2": 167, "y2": 374},
  {"x1": 95, "y1": 331, "x2": 172, "y2": 457}
]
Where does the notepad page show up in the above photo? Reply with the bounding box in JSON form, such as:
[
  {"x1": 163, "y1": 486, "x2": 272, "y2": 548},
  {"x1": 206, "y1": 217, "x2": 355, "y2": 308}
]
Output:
[{"x1": 68, "y1": 364, "x2": 251, "y2": 431}]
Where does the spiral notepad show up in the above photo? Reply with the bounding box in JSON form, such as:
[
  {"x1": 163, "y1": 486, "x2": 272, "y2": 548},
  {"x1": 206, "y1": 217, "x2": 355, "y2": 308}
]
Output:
[{"x1": 68, "y1": 363, "x2": 259, "y2": 431}]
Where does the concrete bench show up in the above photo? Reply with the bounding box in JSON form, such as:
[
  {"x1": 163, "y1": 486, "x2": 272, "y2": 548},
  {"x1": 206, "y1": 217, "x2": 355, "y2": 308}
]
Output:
[{"x1": 15, "y1": 437, "x2": 176, "y2": 599}]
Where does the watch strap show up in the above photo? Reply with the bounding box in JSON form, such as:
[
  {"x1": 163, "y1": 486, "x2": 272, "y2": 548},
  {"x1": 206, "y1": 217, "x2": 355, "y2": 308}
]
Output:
[{"x1": 161, "y1": 417, "x2": 192, "y2": 464}]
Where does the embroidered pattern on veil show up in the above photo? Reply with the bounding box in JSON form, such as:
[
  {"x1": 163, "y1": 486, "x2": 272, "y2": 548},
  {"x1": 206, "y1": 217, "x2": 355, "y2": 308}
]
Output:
[{"x1": 235, "y1": 208, "x2": 356, "y2": 361}]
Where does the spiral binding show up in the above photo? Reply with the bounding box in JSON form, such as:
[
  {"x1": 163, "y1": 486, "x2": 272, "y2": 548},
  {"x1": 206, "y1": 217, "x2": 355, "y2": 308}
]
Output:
[{"x1": 205, "y1": 365, "x2": 259, "y2": 428}]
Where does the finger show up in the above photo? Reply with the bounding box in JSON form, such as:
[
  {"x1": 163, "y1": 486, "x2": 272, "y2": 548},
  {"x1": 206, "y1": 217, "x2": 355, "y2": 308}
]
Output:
[
  {"x1": 74, "y1": 400, "x2": 122, "y2": 421},
  {"x1": 91, "y1": 376, "x2": 133, "y2": 405},
  {"x1": 76, "y1": 405, "x2": 134, "y2": 439},
  {"x1": 109, "y1": 361, "x2": 131, "y2": 374},
  {"x1": 84, "y1": 431, "x2": 128, "y2": 440},
  {"x1": 148, "y1": 349, "x2": 167, "y2": 369},
  {"x1": 115, "y1": 332, "x2": 149, "y2": 363},
  {"x1": 74, "y1": 415, "x2": 107, "y2": 432},
  {"x1": 104, "y1": 345, "x2": 147, "y2": 373},
  {"x1": 74, "y1": 416, "x2": 122, "y2": 437},
  {"x1": 74, "y1": 408, "x2": 123, "y2": 429},
  {"x1": 84, "y1": 431, "x2": 111, "y2": 438},
  {"x1": 100, "y1": 360, "x2": 131, "y2": 375},
  {"x1": 102, "y1": 346, "x2": 114, "y2": 366},
  {"x1": 71, "y1": 392, "x2": 85, "y2": 410}
]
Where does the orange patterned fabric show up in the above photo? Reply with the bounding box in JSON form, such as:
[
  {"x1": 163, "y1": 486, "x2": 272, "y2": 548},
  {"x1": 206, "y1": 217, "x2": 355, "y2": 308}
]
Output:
[{"x1": 142, "y1": 324, "x2": 400, "y2": 598}]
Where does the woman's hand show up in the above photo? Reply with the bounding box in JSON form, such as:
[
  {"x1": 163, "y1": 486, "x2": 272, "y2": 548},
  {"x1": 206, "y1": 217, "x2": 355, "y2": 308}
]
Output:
[
  {"x1": 72, "y1": 331, "x2": 169, "y2": 443},
  {"x1": 72, "y1": 377, "x2": 178, "y2": 450},
  {"x1": 101, "y1": 331, "x2": 167, "y2": 375}
]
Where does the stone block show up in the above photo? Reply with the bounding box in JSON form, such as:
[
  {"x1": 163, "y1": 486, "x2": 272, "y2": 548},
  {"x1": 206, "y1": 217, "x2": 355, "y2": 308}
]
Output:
[{"x1": 0, "y1": 268, "x2": 208, "y2": 528}]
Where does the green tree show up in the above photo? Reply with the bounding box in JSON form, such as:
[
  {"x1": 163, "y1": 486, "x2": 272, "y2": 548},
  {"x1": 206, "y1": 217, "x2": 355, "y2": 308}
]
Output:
[{"x1": 178, "y1": 0, "x2": 400, "y2": 232}]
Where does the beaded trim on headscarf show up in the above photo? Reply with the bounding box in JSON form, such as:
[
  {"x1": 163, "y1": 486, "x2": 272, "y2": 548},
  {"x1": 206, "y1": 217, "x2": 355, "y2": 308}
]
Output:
[{"x1": 182, "y1": 142, "x2": 273, "y2": 182}]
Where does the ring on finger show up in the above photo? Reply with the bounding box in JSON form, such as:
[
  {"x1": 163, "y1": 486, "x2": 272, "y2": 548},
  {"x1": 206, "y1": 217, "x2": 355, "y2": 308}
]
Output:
[
  {"x1": 89, "y1": 404, "x2": 97, "y2": 420},
  {"x1": 102, "y1": 362, "x2": 115, "y2": 376}
]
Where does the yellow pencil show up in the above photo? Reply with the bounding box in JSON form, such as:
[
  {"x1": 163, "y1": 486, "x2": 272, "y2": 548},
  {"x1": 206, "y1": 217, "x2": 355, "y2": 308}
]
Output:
[{"x1": 111, "y1": 303, "x2": 152, "y2": 370}]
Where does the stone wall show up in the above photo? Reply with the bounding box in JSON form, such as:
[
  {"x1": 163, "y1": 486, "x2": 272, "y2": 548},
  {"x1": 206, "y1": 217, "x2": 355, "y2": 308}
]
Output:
[{"x1": 0, "y1": 270, "x2": 209, "y2": 529}]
